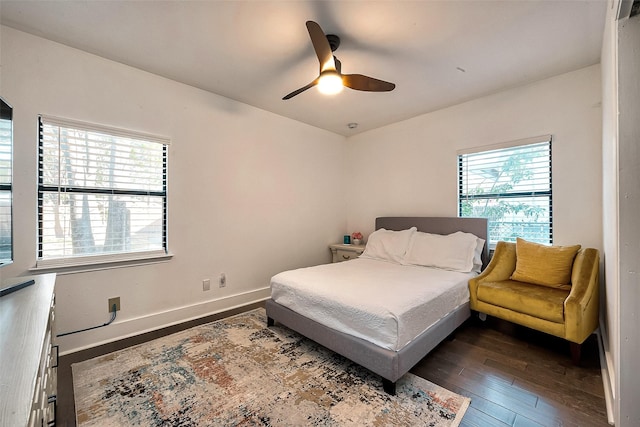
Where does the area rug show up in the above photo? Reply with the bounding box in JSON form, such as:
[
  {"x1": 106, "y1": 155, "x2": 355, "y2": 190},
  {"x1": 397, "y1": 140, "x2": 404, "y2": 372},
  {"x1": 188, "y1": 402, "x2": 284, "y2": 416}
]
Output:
[{"x1": 73, "y1": 308, "x2": 470, "y2": 426}]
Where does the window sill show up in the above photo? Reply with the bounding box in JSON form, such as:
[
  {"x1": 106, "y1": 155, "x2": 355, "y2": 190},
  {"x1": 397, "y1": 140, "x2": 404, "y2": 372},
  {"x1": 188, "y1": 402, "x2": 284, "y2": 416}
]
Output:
[{"x1": 29, "y1": 252, "x2": 174, "y2": 275}]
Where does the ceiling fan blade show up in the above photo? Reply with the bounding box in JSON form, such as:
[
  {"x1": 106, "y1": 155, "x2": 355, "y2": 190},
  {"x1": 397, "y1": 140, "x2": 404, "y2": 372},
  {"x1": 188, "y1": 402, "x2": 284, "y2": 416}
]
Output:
[
  {"x1": 306, "y1": 21, "x2": 335, "y2": 72},
  {"x1": 343, "y1": 74, "x2": 396, "y2": 92},
  {"x1": 334, "y1": 57, "x2": 342, "y2": 75},
  {"x1": 282, "y1": 79, "x2": 319, "y2": 100}
]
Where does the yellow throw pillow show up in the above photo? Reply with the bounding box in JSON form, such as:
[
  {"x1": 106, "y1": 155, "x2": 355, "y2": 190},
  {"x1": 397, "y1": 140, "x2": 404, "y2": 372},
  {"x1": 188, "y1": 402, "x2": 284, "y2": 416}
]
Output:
[{"x1": 511, "y1": 238, "x2": 581, "y2": 289}]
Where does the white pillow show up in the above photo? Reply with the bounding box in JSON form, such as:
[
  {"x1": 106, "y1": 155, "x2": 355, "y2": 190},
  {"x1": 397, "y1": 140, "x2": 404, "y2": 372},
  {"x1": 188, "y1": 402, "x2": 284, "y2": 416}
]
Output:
[
  {"x1": 402, "y1": 231, "x2": 479, "y2": 272},
  {"x1": 472, "y1": 235, "x2": 486, "y2": 273},
  {"x1": 360, "y1": 227, "x2": 417, "y2": 264}
]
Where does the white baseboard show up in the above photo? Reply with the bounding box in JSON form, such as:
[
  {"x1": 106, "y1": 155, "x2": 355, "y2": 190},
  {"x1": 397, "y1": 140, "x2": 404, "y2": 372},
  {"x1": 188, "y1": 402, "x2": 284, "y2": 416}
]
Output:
[
  {"x1": 59, "y1": 286, "x2": 271, "y2": 356},
  {"x1": 597, "y1": 327, "x2": 616, "y2": 425}
]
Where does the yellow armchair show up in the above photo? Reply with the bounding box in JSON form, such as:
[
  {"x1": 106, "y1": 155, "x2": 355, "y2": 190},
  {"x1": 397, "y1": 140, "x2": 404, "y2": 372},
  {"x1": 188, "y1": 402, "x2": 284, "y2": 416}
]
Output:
[{"x1": 469, "y1": 241, "x2": 599, "y2": 363}]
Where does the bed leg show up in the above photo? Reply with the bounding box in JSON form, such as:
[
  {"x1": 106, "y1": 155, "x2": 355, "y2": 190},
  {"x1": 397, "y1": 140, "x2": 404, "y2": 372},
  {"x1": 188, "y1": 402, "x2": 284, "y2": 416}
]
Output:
[
  {"x1": 382, "y1": 379, "x2": 396, "y2": 396},
  {"x1": 267, "y1": 317, "x2": 275, "y2": 327}
]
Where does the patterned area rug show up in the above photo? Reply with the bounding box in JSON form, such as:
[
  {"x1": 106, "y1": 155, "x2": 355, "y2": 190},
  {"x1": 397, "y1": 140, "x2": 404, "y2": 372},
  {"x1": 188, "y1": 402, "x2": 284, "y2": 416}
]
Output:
[{"x1": 73, "y1": 308, "x2": 470, "y2": 426}]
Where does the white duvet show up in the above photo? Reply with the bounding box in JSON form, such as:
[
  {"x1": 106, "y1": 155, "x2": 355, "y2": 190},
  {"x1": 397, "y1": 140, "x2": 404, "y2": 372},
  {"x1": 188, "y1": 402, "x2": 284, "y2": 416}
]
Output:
[{"x1": 270, "y1": 258, "x2": 475, "y2": 351}]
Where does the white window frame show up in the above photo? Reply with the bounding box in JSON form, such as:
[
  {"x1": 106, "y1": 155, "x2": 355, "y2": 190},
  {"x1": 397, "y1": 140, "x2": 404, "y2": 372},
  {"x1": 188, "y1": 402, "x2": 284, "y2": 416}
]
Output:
[
  {"x1": 35, "y1": 115, "x2": 170, "y2": 270},
  {"x1": 458, "y1": 135, "x2": 553, "y2": 247}
]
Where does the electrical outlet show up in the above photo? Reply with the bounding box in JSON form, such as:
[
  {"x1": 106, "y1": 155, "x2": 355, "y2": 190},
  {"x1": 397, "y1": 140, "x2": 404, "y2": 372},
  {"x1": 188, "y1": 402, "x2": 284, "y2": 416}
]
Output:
[
  {"x1": 202, "y1": 279, "x2": 211, "y2": 291},
  {"x1": 108, "y1": 297, "x2": 121, "y2": 312},
  {"x1": 219, "y1": 273, "x2": 226, "y2": 288}
]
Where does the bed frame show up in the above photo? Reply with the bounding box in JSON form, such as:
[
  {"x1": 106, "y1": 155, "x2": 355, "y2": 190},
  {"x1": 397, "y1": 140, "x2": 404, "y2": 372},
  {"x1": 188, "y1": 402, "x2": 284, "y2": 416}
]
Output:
[{"x1": 265, "y1": 216, "x2": 489, "y2": 395}]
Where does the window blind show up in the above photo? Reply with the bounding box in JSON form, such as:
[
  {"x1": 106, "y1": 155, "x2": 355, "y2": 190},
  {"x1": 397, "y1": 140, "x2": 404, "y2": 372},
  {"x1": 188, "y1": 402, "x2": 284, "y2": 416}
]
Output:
[
  {"x1": 0, "y1": 107, "x2": 12, "y2": 262},
  {"x1": 37, "y1": 116, "x2": 169, "y2": 267},
  {"x1": 458, "y1": 136, "x2": 552, "y2": 245}
]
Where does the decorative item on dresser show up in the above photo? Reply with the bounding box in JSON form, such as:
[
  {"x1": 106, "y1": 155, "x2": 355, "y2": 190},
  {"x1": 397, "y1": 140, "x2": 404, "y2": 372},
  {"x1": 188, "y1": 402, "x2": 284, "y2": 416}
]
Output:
[
  {"x1": 329, "y1": 243, "x2": 365, "y2": 263},
  {"x1": 0, "y1": 273, "x2": 57, "y2": 427}
]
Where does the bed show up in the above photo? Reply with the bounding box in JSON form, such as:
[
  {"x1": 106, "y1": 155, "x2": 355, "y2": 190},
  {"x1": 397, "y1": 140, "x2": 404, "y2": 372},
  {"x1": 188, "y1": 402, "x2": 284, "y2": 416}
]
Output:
[{"x1": 266, "y1": 216, "x2": 489, "y2": 395}]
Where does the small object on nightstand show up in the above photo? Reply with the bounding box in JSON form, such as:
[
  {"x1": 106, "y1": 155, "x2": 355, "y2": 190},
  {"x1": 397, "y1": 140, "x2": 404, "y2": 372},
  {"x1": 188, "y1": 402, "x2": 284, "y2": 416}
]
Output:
[
  {"x1": 329, "y1": 243, "x2": 365, "y2": 263},
  {"x1": 343, "y1": 235, "x2": 351, "y2": 244},
  {"x1": 351, "y1": 232, "x2": 363, "y2": 247}
]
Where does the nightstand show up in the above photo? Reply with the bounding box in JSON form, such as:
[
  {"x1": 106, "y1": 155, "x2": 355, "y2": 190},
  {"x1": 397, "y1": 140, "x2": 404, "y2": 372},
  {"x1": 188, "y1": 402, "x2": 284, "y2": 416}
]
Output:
[{"x1": 329, "y1": 243, "x2": 366, "y2": 263}]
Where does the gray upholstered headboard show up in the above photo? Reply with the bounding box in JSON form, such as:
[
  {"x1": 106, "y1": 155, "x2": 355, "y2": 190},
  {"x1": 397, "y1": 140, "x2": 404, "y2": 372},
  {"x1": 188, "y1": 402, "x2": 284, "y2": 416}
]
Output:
[{"x1": 375, "y1": 216, "x2": 490, "y2": 268}]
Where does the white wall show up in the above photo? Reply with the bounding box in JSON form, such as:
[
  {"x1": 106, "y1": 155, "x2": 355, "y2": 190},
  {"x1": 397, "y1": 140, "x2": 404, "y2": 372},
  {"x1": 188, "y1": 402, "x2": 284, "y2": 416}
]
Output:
[
  {"x1": 600, "y1": 0, "x2": 619, "y2": 422},
  {"x1": 601, "y1": 3, "x2": 640, "y2": 425},
  {"x1": 614, "y1": 10, "x2": 640, "y2": 426},
  {"x1": 345, "y1": 65, "x2": 603, "y2": 252},
  {"x1": 0, "y1": 26, "x2": 347, "y2": 354}
]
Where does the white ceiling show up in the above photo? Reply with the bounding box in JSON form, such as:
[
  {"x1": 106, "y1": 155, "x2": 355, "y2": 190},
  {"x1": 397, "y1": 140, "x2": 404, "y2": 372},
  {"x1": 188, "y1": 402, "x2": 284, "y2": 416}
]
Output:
[{"x1": 0, "y1": 1, "x2": 606, "y2": 136}]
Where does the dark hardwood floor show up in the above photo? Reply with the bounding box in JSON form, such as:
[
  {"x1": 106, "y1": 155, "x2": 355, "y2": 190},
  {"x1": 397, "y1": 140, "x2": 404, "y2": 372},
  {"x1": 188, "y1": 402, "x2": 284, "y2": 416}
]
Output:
[
  {"x1": 57, "y1": 307, "x2": 609, "y2": 426},
  {"x1": 411, "y1": 316, "x2": 609, "y2": 427}
]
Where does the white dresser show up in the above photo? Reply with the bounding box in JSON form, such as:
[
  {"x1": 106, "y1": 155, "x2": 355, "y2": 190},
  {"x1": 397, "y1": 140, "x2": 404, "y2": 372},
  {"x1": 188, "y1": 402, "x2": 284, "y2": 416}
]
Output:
[{"x1": 0, "y1": 273, "x2": 57, "y2": 426}]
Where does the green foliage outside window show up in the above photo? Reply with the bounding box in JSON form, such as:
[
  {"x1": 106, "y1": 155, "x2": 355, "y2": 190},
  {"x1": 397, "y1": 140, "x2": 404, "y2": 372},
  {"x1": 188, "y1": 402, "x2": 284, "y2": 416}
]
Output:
[{"x1": 459, "y1": 140, "x2": 552, "y2": 245}]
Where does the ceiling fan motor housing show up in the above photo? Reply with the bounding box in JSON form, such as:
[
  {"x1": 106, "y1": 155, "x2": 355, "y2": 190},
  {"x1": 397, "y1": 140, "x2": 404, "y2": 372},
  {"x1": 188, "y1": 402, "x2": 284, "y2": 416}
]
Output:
[{"x1": 326, "y1": 34, "x2": 340, "y2": 52}]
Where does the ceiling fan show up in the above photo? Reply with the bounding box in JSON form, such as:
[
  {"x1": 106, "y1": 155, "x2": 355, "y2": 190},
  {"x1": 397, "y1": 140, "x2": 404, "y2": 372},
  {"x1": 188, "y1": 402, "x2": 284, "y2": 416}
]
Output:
[{"x1": 282, "y1": 21, "x2": 396, "y2": 100}]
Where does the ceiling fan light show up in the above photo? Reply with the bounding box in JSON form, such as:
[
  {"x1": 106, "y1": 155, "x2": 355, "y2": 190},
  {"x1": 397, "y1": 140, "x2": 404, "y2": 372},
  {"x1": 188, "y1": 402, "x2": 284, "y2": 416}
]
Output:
[{"x1": 317, "y1": 71, "x2": 343, "y2": 95}]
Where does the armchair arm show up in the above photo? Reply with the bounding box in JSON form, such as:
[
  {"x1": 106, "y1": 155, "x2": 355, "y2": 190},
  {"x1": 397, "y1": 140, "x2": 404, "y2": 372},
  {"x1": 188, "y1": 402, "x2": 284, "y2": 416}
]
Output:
[
  {"x1": 564, "y1": 248, "x2": 599, "y2": 343},
  {"x1": 469, "y1": 241, "x2": 517, "y2": 308}
]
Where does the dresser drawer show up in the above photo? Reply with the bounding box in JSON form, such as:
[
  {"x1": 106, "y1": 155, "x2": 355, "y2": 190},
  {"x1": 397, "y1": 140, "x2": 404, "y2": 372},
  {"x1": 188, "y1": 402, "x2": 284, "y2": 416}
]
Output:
[
  {"x1": 329, "y1": 243, "x2": 365, "y2": 263},
  {"x1": 334, "y1": 249, "x2": 360, "y2": 262}
]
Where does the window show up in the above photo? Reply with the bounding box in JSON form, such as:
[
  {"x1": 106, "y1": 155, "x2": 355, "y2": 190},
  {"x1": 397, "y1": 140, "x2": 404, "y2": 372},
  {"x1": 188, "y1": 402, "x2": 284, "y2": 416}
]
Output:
[
  {"x1": 0, "y1": 98, "x2": 12, "y2": 263},
  {"x1": 458, "y1": 135, "x2": 552, "y2": 246},
  {"x1": 38, "y1": 116, "x2": 168, "y2": 268}
]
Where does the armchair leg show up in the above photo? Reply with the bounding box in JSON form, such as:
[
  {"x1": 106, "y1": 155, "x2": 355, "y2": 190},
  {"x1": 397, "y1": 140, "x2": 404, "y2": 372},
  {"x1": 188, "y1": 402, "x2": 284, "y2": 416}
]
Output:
[{"x1": 569, "y1": 342, "x2": 582, "y2": 365}]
